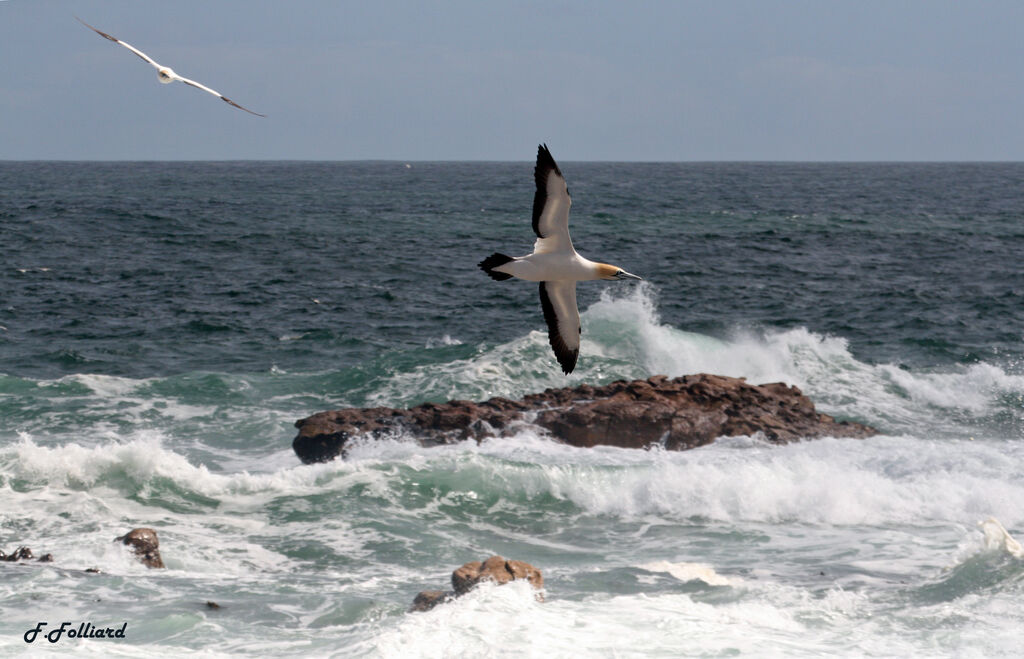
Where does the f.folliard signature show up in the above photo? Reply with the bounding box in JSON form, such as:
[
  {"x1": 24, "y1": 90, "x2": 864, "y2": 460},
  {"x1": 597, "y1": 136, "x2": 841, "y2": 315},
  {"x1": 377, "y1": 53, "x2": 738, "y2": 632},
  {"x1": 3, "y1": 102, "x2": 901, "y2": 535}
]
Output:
[{"x1": 24, "y1": 621, "x2": 127, "y2": 643}]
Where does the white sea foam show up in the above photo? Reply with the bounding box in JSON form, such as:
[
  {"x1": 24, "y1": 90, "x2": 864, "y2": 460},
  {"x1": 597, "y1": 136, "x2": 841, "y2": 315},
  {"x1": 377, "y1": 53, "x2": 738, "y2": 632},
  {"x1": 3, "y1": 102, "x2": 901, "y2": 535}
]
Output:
[
  {"x1": 366, "y1": 565, "x2": 1021, "y2": 657},
  {"x1": 978, "y1": 517, "x2": 1024, "y2": 558},
  {"x1": 3, "y1": 432, "x2": 381, "y2": 500},
  {"x1": 336, "y1": 430, "x2": 1024, "y2": 530},
  {"x1": 366, "y1": 578, "x2": 914, "y2": 658},
  {"x1": 6, "y1": 432, "x2": 199, "y2": 489},
  {"x1": 0, "y1": 434, "x2": 395, "y2": 577},
  {"x1": 48, "y1": 372, "x2": 149, "y2": 397},
  {"x1": 11, "y1": 411, "x2": 1022, "y2": 538},
  {"x1": 880, "y1": 362, "x2": 1024, "y2": 413},
  {"x1": 638, "y1": 560, "x2": 735, "y2": 586},
  {"x1": 426, "y1": 334, "x2": 463, "y2": 348}
]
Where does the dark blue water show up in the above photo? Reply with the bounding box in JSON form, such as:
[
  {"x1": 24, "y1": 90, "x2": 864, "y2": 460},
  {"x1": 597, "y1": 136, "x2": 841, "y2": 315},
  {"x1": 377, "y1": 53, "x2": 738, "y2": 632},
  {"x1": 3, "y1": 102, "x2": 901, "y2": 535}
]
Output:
[
  {"x1": 2, "y1": 161, "x2": 1023, "y2": 657},
  {"x1": 3, "y1": 162, "x2": 1022, "y2": 380}
]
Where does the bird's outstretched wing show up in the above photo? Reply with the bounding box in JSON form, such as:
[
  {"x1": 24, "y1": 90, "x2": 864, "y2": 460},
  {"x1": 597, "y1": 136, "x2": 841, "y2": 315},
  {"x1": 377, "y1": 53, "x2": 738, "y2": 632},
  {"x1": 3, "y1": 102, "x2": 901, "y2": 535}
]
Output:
[
  {"x1": 76, "y1": 16, "x2": 160, "y2": 69},
  {"x1": 77, "y1": 16, "x2": 265, "y2": 117},
  {"x1": 539, "y1": 281, "x2": 580, "y2": 374},
  {"x1": 531, "y1": 144, "x2": 573, "y2": 254},
  {"x1": 177, "y1": 76, "x2": 266, "y2": 117}
]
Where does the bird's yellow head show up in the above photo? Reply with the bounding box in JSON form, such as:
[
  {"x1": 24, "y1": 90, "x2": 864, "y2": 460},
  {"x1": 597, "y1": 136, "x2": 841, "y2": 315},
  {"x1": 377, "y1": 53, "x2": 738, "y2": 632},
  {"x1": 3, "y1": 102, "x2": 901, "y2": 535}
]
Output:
[{"x1": 596, "y1": 263, "x2": 643, "y2": 281}]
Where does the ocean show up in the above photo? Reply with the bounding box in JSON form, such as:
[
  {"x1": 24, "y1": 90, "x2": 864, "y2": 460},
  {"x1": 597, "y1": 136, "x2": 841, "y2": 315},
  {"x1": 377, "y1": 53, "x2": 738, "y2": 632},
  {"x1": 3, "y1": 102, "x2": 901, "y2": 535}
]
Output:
[{"x1": 1, "y1": 160, "x2": 1023, "y2": 657}]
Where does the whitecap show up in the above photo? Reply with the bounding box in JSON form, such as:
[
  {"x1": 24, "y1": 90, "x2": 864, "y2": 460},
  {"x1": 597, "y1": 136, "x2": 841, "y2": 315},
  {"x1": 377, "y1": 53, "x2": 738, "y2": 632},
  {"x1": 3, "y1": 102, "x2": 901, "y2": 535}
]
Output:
[
  {"x1": 425, "y1": 334, "x2": 463, "y2": 348},
  {"x1": 638, "y1": 560, "x2": 734, "y2": 586},
  {"x1": 979, "y1": 517, "x2": 1024, "y2": 558}
]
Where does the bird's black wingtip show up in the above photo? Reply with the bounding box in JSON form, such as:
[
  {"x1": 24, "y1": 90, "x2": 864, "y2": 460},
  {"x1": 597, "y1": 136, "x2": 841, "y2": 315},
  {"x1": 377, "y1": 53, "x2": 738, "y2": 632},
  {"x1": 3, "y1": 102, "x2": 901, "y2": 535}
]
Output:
[
  {"x1": 478, "y1": 253, "x2": 515, "y2": 281},
  {"x1": 553, "y1": 346, "x2": 578, "y2": 374},
  {"x1": 535, "y1": 143, "x2": 559, "y2": 171}
]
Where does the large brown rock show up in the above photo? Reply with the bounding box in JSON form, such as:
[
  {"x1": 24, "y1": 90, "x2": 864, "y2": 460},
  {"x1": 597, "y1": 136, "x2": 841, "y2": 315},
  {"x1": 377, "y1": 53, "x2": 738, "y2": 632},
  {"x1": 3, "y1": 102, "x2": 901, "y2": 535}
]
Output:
[
  {"x1": 411, "y1": 556, "x2": 544, "y2": 612},
  {"x1": 451, "y1": 555, "x2": 544, "y2": 595},
  {"x1": 294, "y1": 373, "x2": 875, "y2": 463}
]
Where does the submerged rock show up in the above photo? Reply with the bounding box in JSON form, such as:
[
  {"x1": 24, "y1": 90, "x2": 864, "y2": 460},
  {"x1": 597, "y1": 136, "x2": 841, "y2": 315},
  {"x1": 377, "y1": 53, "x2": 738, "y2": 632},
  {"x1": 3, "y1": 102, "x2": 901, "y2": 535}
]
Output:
[
  {"x1": 409, "y1": 590, "x2": 452, "y2": 612},
  {"x1": 294, "y1": 373, "x2": 875, "y2": 463},
  {"x1": 0, "y1": 546, "x2": 54, "y2": 563},
  {"x1": 0, "y1": 546, "x2": 47, "y2": 562},
  {"x1": 411, "y1": 555, "x2": 544, "y2": 612},
  {"x1": 115, "y1": 528, "x2": 165, "y2": 569},
  {"x1": 2, "y1": 529, "x2": 163, "y2": 571}
]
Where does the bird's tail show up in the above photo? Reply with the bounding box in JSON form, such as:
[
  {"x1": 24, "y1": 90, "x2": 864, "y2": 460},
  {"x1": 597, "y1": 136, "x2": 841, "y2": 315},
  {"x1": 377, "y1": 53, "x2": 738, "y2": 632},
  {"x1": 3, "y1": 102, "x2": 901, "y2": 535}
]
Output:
[{"x1": 478, "y1": 253, "x2": 515, "y2": 281}]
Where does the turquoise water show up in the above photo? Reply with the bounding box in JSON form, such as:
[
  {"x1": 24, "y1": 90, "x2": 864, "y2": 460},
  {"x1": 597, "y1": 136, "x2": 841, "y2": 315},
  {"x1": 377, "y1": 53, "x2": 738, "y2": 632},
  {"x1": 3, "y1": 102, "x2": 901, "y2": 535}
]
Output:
[{"x1": 1, "y1": 161, "x2": 1023, "y2": 656}]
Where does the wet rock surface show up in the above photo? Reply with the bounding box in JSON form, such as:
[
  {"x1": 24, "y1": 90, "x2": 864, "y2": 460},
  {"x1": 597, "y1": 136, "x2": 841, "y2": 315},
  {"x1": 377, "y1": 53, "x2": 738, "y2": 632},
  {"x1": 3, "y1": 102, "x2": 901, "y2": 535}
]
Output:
[
  {"x1": 452, "y1": 556, "x2": 544, "y2": 595},
  {"x1": 0, "y1": 546, "x2": 52, "y2": 563},
  {"x1": 294, "y1": 373, "x2": 876, "y2": 463},
  {"x1": 116, "y1": 528, "x2": 165, "y2": 569},
  {"x1": 2, "y1": 528, "x2": 166, "y2": 571},
  {"x1": 411, "y1": 556, "x2": 544, "y2": 612},
  {"x1": 409, "y1": 590, "x2": 453, "y2": 613}
]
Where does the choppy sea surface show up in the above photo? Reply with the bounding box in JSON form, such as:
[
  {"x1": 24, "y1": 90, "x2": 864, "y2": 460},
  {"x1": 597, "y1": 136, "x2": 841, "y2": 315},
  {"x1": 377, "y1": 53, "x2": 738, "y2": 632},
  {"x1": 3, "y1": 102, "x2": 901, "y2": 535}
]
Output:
[{"x1": 1, "y1": 161, "x2": 1023, "y2": 657}]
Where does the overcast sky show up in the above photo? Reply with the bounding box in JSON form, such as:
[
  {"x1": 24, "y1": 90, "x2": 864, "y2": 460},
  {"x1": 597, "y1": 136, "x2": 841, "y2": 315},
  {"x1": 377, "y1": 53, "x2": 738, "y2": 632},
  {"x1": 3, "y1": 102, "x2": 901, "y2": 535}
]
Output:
[{"x1": 2, "y1": 0, "x2": 1023, "y2": 160}]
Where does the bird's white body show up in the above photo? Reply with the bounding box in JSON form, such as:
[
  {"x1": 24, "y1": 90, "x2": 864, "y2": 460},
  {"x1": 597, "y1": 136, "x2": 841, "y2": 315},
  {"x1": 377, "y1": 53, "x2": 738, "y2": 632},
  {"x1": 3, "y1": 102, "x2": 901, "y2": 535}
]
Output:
[
  {"x1": 479, "y1": 145, "x2": 640, "y2": 374},
  {"x1": 496, "y1": 250, "x2": 605, "y2": 283}
]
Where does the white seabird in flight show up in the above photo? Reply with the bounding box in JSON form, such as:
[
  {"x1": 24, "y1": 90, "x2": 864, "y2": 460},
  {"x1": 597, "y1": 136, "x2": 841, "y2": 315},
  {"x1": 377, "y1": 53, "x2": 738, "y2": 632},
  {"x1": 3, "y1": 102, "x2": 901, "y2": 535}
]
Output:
[
  {"x1": 479, "y1": 144, "x2": 642, "y2": 374},
  {"x1": 76, "y1": 16, "x2": 265, "y2": 117}
]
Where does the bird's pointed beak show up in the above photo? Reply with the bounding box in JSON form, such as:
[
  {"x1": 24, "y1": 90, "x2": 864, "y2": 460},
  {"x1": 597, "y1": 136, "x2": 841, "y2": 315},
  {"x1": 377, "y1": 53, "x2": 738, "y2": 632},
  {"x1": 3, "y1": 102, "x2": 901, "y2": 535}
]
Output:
[{"x1": 616, "y1": 270, "x2": 643, "y2": 281}]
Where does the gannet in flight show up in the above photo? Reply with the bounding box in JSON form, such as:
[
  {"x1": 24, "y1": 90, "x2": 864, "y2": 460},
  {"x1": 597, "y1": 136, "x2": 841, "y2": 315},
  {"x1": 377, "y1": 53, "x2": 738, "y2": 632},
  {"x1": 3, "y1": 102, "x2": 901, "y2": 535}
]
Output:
[
  {"x1": 479, "y1": 144, "x2": 642, "y2": 374},
  {"x1": 76, "y1": 17, "x2": 265, "y2": 117}
]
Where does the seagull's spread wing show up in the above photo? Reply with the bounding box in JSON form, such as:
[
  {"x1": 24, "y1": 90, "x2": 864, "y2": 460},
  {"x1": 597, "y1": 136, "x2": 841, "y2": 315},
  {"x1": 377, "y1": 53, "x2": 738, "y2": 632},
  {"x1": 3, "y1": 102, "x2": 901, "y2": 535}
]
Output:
[
  {"x1": 539, "y1": 281, "x2": 580, "y2": 374},
  {"x1": 531, "y1": 144, "x2": 573, "y2": 254},
  {"x1": 77, "y1": 16, "x2": 265, "y2": 117},
  {"x1": 177, "y1": 76, "x2": 266, "y2": 117},
  {"x1": 76, "y1": 16, "x2": 160, "y2": 68}
]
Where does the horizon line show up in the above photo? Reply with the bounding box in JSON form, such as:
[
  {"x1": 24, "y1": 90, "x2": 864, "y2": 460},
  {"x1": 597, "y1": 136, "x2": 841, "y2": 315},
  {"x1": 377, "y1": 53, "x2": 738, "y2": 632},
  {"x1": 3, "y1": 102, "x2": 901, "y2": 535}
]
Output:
[{"x1": 4, "y1": 158, "x2": 1024, "y2": 165}]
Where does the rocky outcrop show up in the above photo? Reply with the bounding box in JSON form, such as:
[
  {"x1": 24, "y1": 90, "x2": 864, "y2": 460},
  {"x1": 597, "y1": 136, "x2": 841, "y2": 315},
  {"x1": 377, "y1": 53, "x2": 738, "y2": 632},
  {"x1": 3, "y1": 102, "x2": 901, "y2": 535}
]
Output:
[
  {"x1": 1, "y1": 529, "x2": 165, "y2": 571},
  {"x1": 116, "y1": 528, "x2": 165, "y2": 569},
  {"x1": 1, "y1": 546, "x2": 53, "y2": 563},
  {"x1": 411, "y1": 556, "x2": 544, "y2": 612},
  {"x1": 294, "y1": 374, "x2": 875, "y2": 463}
]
